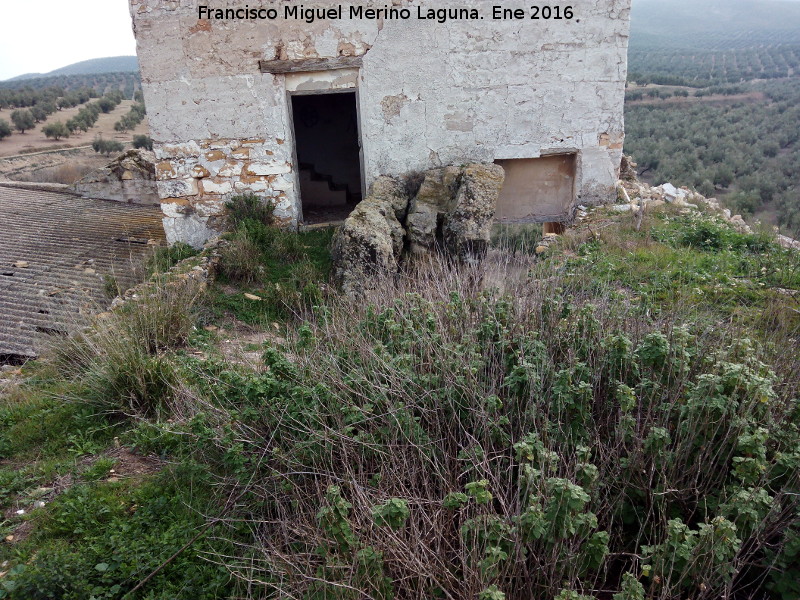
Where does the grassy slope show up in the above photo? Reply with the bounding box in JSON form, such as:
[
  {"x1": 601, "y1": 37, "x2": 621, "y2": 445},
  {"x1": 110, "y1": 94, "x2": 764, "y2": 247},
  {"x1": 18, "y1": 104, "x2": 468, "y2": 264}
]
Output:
[{"x1": 0, "y1": 206, "x2": 797, "y2": 598}]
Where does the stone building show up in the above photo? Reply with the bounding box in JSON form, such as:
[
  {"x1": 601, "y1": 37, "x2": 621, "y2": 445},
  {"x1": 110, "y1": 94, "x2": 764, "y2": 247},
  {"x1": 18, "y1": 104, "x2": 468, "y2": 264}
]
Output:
[{"x1": 129, "y1": 0, "x2": 631, "y2": 246}]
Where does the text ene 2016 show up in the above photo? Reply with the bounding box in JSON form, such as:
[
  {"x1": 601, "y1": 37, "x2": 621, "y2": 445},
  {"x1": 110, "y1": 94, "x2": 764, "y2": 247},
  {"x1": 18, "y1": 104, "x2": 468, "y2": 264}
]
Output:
[{"x1": 493, "y1": 6, "x2": 575, "y2": 20}]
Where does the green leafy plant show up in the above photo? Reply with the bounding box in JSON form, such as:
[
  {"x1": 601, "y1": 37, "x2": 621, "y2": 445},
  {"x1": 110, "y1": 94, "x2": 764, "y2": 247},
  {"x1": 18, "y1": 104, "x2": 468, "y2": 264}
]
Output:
[
  {"x1": 372, "y1": 498, "x2": 410, "y2": 529},
  {"x1": 225, "y1": 193, "x2": 275, "y2": 229}
]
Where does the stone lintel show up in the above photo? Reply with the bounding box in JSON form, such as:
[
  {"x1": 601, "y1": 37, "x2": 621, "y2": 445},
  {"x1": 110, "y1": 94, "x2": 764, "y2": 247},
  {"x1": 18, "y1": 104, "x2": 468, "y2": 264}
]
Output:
[{"x1": 258, "y1": 56, "x2": 363, "y2": 74}]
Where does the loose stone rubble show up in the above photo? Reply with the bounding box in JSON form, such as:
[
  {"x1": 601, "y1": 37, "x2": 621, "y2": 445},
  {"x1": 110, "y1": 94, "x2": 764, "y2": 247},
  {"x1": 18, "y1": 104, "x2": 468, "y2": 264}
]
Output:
[
  {"x1": 107, "y1": 237, "x2": 224, "y2": 312},
  {"x1": 529, "y1": 155, "x2": 800, "y2": 256},
  {"x1": 616, "y1": 178, "x2": 755, "y2": 234},
  {"x1": 778, "y1": 235, "x2": 800, "y2": 251},
  {"x1": 73, "y1": 149, "x2": 159, "y2": 205},
  {"x1": 331, "y1": 163, "x2": 505, "y2": 297},
  {"x1": 615, "y1": 170, "x2": 800, "y2": 252}
]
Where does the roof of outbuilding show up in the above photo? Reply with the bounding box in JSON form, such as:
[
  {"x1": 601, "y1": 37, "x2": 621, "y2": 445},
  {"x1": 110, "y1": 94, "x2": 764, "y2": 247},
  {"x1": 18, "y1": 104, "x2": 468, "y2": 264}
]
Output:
[{"x1": 0, "y1": 185, "x2": 165, "y2": 360}]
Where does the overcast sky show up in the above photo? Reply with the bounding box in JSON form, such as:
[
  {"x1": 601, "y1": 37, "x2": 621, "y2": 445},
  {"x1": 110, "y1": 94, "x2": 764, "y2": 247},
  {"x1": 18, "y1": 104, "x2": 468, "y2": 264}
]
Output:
[{"x1": 0, "y1": 0, "x2": 136, "y2": 81}]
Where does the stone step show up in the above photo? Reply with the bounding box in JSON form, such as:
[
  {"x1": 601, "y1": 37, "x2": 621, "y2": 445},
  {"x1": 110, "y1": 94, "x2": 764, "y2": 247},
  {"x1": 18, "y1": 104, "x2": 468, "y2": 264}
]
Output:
[{"x1": 299, "y1": 168, "x2": 348, "y2": 207}]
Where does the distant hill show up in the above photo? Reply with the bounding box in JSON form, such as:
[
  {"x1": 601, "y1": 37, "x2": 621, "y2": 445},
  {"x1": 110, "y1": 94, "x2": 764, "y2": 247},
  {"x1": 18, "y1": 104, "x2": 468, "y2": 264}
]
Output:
[
  {"x1": 631, "y1": 0, "x2": 800, "y2": 49},
  {"x1": 6, "y1": 56, "x2": 139, "y2": 82}
]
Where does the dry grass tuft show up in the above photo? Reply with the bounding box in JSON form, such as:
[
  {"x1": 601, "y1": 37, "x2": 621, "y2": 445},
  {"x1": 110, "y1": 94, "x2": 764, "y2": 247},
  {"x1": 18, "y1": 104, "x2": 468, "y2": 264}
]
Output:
[
  {"x1": 44, "y1": 278, "x2": 203, "y2": 416},
  {"x1": 24, "y1": 160, "x2": 97, "y2": 185}
]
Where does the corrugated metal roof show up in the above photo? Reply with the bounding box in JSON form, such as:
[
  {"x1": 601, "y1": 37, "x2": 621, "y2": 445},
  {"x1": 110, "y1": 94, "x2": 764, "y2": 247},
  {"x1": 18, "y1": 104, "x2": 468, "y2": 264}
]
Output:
[{"x1": 0, "y1": 186, "x2": 165, "y2": 360}]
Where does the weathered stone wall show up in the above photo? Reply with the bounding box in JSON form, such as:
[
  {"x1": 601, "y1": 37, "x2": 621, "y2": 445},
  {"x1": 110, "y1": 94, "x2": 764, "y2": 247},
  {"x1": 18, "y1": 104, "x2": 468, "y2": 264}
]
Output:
[
  {"x1": 130, "y1": 0, "x2": 631, "y2": 246},
  {"x1": 73, "y1": 149, "x2": 160, "y2": 205}
]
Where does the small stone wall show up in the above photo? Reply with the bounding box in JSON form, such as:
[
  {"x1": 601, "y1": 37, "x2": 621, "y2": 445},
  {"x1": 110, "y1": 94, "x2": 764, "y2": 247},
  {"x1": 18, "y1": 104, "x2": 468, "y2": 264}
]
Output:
[
  {"x1": 73, "y1": 150, "x2": 160, "y2": 205},
  {"x1": 106, "y1": 237, "x2": 225, "y2": 313},
  {"x1": 154, "y1": 138, "x2": 297, "y2": 248}
]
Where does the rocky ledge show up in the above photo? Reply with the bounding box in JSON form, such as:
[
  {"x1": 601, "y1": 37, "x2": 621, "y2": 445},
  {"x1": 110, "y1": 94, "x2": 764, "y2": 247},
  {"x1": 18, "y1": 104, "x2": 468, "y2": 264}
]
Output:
[{"x1": 331, "y1": 163, "x2": 505, "y2": 298}]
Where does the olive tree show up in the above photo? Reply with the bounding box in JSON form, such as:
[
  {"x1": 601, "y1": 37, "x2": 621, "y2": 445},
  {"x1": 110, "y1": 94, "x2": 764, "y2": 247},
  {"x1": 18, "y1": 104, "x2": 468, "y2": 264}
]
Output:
[
  {"x1": 0, "y1": 119, "x2": 12, "y2": 140},
  {"x1": 10, "y1": 109, "x2": 35, "y2": 133},
  {"x1": 42, "y1": 121, "x2": 70, "y2": 140}
]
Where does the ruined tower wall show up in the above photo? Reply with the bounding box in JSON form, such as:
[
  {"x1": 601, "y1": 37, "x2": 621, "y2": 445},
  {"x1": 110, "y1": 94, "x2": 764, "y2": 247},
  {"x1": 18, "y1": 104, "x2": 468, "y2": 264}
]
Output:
[{"x1": 130, "y1": 0, "x2": 631, "y2": 246}]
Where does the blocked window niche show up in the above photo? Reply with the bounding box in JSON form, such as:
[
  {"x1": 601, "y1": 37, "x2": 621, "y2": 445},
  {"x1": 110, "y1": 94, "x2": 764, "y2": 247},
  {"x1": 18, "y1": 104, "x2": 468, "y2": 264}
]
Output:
[
  {"x1": 494, "y1": 154, "x2": 577, "y2": 223},
  {"x1": 291, "y1": 91, "x2": 363, "y2": 225}
]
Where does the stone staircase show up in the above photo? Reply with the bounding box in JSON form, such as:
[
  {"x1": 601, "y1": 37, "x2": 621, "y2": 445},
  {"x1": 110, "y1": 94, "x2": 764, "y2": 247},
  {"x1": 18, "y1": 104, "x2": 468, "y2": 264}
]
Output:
[{"x1": 298, "y1": 163, "x2": 356, "y2": 208}]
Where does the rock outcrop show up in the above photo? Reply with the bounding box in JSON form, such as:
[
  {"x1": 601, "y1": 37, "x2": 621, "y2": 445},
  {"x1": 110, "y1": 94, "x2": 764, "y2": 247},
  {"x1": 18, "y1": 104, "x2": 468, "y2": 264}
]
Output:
[
  {"x1": 442, "y1": 164, "x2": 506, "y2": 263},
  {"x1": 406, "y1": 167, "x2": 461, "y2": 255},
  {"x1": 332, "y1": 163, "x2": 505, "y2": 297},
  {"x1": 73, "y1": 149, "x2": 159, "y2": 205},
  {"x1": 619, "y1": 154, "x2": 638, "y2": 182},
  {"x1": 370, "y1": 175, "x2": 412, "y2": 223},
  {"x1": 620, "y1": 178, "x2": 800, "y2": 252},
  {"x1": 330, "y1": 182, "x2": 406, "y2": 299}
]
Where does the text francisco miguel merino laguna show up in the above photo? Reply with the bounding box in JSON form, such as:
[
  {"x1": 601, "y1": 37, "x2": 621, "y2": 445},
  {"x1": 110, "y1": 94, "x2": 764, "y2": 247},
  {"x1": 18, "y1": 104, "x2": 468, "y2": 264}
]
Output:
[{"x1": 197, "y1": 4, "x2": 489, "y2": 24}]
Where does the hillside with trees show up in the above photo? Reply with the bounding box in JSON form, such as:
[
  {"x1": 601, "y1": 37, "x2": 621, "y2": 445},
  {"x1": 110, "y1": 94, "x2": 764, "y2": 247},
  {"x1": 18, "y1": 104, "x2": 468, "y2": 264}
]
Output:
[
  {"x1": 5, "y1": 56, "x2": 139, "y2": 82},
  {"x1": 0, "y1": 75, "x2": 146, "y2": 159},
  {"x1": 625, "y1": 79, "x2": 800, "y2": 234},
  {"x1": 625, "y1": 0, "x2": 800, "y2": 236},
  {"x1": 0, "y1": 72, "x2": 141, "y2": 98}
]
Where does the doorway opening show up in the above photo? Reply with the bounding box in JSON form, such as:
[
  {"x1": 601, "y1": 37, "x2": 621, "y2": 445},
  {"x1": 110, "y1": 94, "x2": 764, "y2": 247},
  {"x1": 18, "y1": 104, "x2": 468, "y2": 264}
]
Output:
[{"x1": 290, "y1": 91, "x2": 363, "y2": 225}]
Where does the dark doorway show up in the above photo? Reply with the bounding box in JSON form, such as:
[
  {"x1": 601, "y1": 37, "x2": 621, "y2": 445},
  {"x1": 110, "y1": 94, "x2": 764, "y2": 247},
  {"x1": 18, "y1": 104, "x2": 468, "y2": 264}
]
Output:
[{"x1": 291, "y1": 92, "x2": 363, "y2": 225}]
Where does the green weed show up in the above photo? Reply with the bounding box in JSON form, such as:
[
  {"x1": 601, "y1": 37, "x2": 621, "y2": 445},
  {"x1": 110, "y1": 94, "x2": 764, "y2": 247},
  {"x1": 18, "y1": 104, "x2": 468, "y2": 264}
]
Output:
[
  {"x1": 145, "y1": 243, "x2": 198, "y2": 277},
  {"x1": 0, "y1": 465, "x2": 232, "y2": 600}
]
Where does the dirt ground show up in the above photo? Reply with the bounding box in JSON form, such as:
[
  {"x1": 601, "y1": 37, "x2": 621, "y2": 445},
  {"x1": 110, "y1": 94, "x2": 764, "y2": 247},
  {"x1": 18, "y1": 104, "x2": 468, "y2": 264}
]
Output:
[
  {"x1": 0, "y1": 100, "x2": 149, "y2": 158},
  {"x1": 0, "y1": 146, "x2": 111, "y2": 182}
]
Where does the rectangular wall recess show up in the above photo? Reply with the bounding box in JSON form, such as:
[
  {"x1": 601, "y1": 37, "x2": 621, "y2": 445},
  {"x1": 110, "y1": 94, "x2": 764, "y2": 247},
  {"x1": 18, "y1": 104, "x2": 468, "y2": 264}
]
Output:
[{"x1": 494, "y1": 154, "x2": 577, "y2": 223}]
